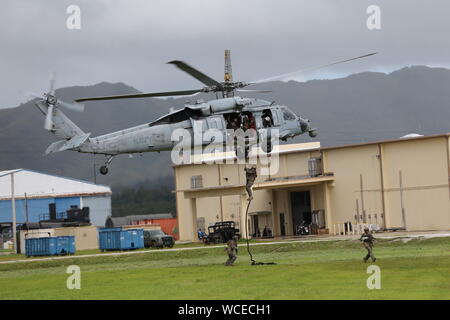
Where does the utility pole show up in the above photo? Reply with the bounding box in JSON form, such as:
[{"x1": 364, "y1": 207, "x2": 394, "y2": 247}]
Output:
[
  {"x1": 25, "y1": 192, "x2": 29, "y2": 223},
  {"x1": 11, "y1": 173, "x2": 17, "y2": 254},
  {"x1": 399, "y1": 170, "x2": 407, "y2": 229},
  {"x1": 93, "y1": 162, "x2": 97, "y2": 184},
  {"x1": 360, "y1": 174, "x2": 366, "y2": 223}
]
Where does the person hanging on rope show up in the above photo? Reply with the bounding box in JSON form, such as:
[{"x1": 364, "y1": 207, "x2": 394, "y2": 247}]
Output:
[{"x1": 244, "y1": 166, "x2": 257, "y2": 201}]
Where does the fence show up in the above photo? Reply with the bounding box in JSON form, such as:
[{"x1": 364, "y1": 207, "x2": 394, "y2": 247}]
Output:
[
  {"x1": 332, "y1": 222, "x2": 380, "y2": 236},
  {"x1": 39, "y1": 211, "x2": 67, "y2": 221}
]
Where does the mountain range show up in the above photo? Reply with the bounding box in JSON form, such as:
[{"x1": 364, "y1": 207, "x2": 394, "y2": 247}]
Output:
[{"x1": 1, "y1": 65, "x2": 449, "y2": 188}]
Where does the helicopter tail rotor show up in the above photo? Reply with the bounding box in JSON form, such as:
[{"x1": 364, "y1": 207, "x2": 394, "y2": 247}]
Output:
[{"x1": 31, "y1": 72, "x2": 84, "y2": 131}]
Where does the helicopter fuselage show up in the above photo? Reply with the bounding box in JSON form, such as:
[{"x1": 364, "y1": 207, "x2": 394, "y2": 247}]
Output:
[{"x1": 76, "y1": 97, "x2": 316, "y2": 156}]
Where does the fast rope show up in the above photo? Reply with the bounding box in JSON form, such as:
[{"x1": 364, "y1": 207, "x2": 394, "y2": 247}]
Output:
[{"x1": 244, "y1": 197, "x2": 276, "y2": 266}]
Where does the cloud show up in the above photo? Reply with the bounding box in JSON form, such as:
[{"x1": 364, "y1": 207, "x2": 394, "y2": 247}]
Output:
[{"x1": 1, "y1": 0, "x2": 449, "y2": 107}]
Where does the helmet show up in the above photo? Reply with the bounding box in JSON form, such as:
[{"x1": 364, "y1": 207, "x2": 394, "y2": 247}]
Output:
[{"x1": 364, "y1": 227, "x2": 370, "y2": 231}]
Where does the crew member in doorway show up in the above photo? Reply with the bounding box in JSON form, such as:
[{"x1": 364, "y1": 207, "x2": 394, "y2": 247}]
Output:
[
  {"x1": 262, "y1": 112, "x2": 273, "y2": 127},
  {"x1": 230, "y1": 116, "x2": 240, "y2": 130},
  {"x1": 242, "y1": 115, "x2": 250, "y2": 131},
  {"x1": 249, "y1": 114, "x2": 256, "y2": 130},
  {"x1": 360, "y1": 227, "x2": 376, "y2": 263}
]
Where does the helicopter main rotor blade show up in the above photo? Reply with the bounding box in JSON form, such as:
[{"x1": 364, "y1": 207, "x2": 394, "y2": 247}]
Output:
[
  {"x1": 58, "y1": 100, "x2": 85, "y2": 112},
  {"x1": 251, "y1": 52, "x2": 378, "y2": 84},
  {"x1": 167, "y1": 60, "x2": 222, "y2": 88},
  {"x1": 236, "y1": 89, "x2": 272, "y2": 93},
  {"x1": 75, "y1": 89, "x2": 205, "y2": 102}
]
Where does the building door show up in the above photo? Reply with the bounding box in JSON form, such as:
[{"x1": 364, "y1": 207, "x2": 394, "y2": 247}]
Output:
[
  {"x1": 291, "y1": 191, "x2": 312, "y2": 235},
  {"x1": 279, "y1": 213, "x2": 286, "y2": 236},
  {"x1": 252, "y1": 215, "x2": 259, "y2": 237}
]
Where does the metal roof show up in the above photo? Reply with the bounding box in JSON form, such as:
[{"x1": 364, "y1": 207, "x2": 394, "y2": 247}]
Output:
[{"x1": 0, "y1": 169, "x2": 111, "y2": 200}]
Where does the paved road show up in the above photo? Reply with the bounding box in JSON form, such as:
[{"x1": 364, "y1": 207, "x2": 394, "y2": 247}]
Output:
[{"x1": 1, "y1": 230, "x2": 449, "y2": 265}]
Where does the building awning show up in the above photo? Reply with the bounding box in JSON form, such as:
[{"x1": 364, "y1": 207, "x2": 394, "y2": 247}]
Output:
[
  {"x1": 176, "y1": 175, "x2": 334, "y2": 199},
  {"x1": 248, "y1": 211, "x2": 271, "y2": 216},
  {"x1": 254, "y1": 175, "x2": 334, "y2": 190},
  {"x1": 178, "y1": 184, "x2": 246, "y2": 199}
]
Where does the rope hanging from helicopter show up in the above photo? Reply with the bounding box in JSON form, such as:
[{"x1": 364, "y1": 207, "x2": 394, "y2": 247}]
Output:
[{"x1": 244, "y1": 167, "x2": 276, "y2": 266}]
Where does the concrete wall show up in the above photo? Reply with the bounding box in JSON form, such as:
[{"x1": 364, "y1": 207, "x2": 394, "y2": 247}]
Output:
[
  {"x1": 381, "y1": 137, "x2": 450, "y2": 230},
  {"x1": 54, "y1": 226, "x2": 99, "y2": 251},
  {"x1": 324, "y1": 144, "x2": 384, "y2": 227},
  {"x1": 323, "y1": 136, "x2": 450, "y2": 231}
]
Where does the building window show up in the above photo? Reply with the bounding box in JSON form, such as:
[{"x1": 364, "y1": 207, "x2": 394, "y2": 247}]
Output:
[
  {"x1": 191, "y1": 175, "x2": 203, "y2": 189},
  {"x1": 308, "y1": 157, "x2": 323, "y2": 177},
  {"x1": 281, "y1": 106, "x2": 297, "y2": 121},
  {"x1": 197, "y1": 217, "x2": 205, "y2": 232}
]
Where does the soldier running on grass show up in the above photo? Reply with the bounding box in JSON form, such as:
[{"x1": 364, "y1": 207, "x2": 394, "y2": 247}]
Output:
[
  {"x1": 224, "y1": 235, "x2": 239, "y2": 266},
  {"x1": 360, "y1": 227, "x2": 376, "y2": 262}
]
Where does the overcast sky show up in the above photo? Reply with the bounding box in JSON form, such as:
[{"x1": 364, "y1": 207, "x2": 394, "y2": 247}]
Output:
[{"x1": 1, "y1": 0, "x2": 450, "y2": 108}]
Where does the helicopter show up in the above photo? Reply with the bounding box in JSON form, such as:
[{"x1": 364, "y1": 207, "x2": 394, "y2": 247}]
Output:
[{"x1": 33, "y1": 50, "x2": 377, "y2": 175}]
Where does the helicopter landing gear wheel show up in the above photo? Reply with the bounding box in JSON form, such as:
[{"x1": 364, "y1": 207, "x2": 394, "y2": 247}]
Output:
[
  {"x1": 99, "y1": 166, "x2": 109, "y2": 175},
  {"x1": 99, "y1": 155, "x2": 115, "y2": 175}
]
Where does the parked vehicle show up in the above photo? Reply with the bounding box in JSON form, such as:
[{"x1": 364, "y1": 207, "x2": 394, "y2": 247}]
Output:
[
  {"x1": 144, "y1": 229, "x2": 175, "y2": 248},
  {"x1": 204, "y1": 221, "x2": 240, "y2": 244},
  {"x1": 296, "y1": 223, "x2": 310, "y2": 236}
]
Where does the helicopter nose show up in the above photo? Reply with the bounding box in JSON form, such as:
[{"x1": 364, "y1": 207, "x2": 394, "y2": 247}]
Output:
[
  {"x1": 308, "y1": 128, "x2": 318, "y2": 138},
  {"x1": 298, "y1": 118, "x2": 310, "y2": 133},
  {"x1": 299, "y1": 118, "x2": 318, "y2": 137}
]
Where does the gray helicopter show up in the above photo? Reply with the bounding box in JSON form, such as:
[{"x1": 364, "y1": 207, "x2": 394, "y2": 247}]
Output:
[{"x1": 33, "y1": 50, "x2": 376, "y2": 175}]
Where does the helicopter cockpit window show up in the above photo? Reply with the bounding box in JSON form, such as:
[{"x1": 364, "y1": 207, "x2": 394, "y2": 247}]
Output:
[
  {"x1": 281, "y1": 107, "x2": 297, "y2": 121},
  {"x1": 150, "y1": 109, "x2": 190, "y2": 126}
]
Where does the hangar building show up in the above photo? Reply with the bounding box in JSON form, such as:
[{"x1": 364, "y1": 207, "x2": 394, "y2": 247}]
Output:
[
  {"x1": 174, "y1": 133, "x2": 450, "y2": 241},
  {"x1": 0, "y1": 169, "x2": 112, "y2": 227}
]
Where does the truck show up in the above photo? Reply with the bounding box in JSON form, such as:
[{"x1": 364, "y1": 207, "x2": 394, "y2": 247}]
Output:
[{"x1": 204, "y1": 221, "x2": 240, "y2": 244}]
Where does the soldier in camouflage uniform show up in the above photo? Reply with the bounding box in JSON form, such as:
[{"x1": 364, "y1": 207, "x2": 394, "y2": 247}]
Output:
[
  {"x1": 244, "y1": 166, "x2": 257, "y2": 201},
  {"x1": 360, "y1": 227, "x2": 376, "y2": 262},
  {"x1": 224, "y1": 235, "x2": 239, "y2": 266}
]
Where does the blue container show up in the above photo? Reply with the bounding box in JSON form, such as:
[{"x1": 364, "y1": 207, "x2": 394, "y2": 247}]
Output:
[
  {"x1": 25, "y1": 236, "x2": 76, "y2": 257},
  {"x1": 99, "y1": 228, "x2": 144, "y2": 251}
]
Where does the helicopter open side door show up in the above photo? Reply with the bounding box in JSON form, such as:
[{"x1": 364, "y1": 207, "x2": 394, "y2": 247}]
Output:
[
  {"x1": 270, "y1": 108, "x2": 282, "y2": 126},
  {"x1": 190, "y1": 116, "x2": 226, "y2": 147}
]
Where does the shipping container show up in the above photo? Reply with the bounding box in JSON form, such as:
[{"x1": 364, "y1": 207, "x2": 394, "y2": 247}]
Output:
[
  {"x1": 18, "y1": 229, "x2": 55, "y2": 254},
  {"x1": 25, "y1": 236, "x2": 75, "y2": 257},
  {"x1": 98, "y1": 228, "x2": 144, "y2": 251},
  {"x1": 135, "y1": 218, "x2": 179, "y2": 240}
]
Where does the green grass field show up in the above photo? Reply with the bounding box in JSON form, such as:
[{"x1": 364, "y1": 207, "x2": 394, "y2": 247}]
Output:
[{"x1": 0, "y1": 237, "x2": 449, "y2": 300}]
